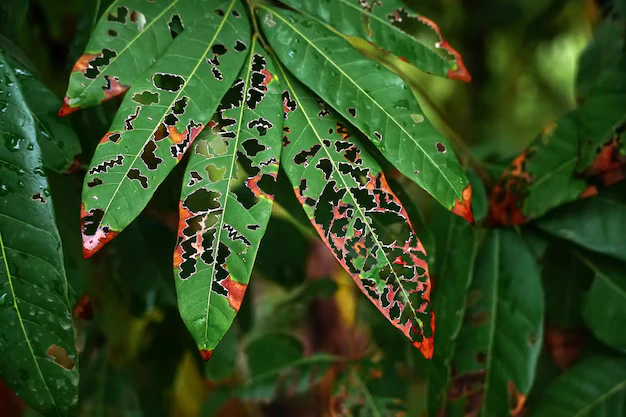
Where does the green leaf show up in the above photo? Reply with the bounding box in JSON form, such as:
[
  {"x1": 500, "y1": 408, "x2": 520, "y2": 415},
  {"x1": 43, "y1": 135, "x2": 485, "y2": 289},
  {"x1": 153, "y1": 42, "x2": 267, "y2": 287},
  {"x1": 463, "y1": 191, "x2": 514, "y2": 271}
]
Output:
[
  {"x1": 579, "y1": 253, "x2": 626, "y2": 352},
  {"x1": 528, "y1": 355, "x2": 626, "y2": 417},
  {"x1": 489, "y1": 59, "x2": 626, "y2": 225},
  {"x1": 260, "y1": 6, "x2": 473, "y2": 221},
  {"x1": 277, "y1": 66, "x2": 434, "y2": 358},
  {"x1": 279, "y1": 0, "x2": 471, "y2": 82},
  {"x1": 7, "y1": 57, "x2": 81, "y2": 173},
  {"x1": 427, "y1": 208, "x2": 480, "y2": 416},
  {"x1": 81, "y1": 0, "x2": 250, "y2": 257},
  {"x1": 173, "y1": 41, "x2": 282, "y2": 357},
  {"x1": 239, "y1": 333, "x2": 336, "y2": 400},
  {"x1": 62, "y1": 0, "x2": 217, "y2": 113},
  {"x1": 536, "y1": 184, "x2": 626, "y2": 263},
  {"x1": 0, "y1": 52, "x2": 78, "y2": 417},
  {"x1": 444, "y1": 229, "x2": 544, "y2": 417}
]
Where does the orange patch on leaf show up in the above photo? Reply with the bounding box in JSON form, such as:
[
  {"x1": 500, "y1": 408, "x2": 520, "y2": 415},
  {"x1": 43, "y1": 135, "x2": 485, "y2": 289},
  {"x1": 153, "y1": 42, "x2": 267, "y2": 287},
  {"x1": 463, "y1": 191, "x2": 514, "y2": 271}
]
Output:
[
  {"x1": 451, "y1": 184, "x2": 475, "y2": 224},
  {"x1": 47, "y1": 345, "x2": 75, "y2": 370},
  {"x1": 412, "y1": 314, "x2": 435, "y2": 359},
  {"x1": 72, "y1": 293, "x2": 94, "y2": 320},
  {"x1": 58, "y1": 96, "x2": 80, "y2": 116},
  {"x1": 222, "y1": 277, "x2": 247, "y2": 312},
  {"x1": 103, "y1": 76, "x2": 129, "y2": 102},
  {"x1": 488, "y1": 150, "x2": 532, "y2": 226},
  {"x1": 508, "y1": 381, "x2": 527, "y2": 416},
  {"x1": 174, "y1": 202, "x2": 194, "y2": 270},
  {"x1": 200, "y1": 349, "x2": 214, "y2": 361},
  {"x1": 417, "y1": 16, "x2": 472, "y2": 83},
  {"x1": 71, "y1": 52, "x2": 100, "y2": 73},
  {"x1": 546, "y1": 326, "x2": 585, "y2": 370},
  {"x1": 80, "y1": 203, "x2": 118, "y2": 258}
]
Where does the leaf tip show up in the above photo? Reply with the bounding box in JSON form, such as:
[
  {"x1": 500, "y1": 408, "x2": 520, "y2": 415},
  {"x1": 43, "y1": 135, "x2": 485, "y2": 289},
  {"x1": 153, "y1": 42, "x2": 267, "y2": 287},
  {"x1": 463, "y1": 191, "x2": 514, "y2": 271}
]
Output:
[
  {"x1": 58, "y1": 98, "x2": 79, "y2": 116},
  {"x1": 413, "y1": 335, "x2": 434, "y2": 360},
  {"x1": 451, "y1": 184, "x2": 474, "y2": 224},
  {"x1": 199, "y1": 349, "x2": 214, "y2": 361}
]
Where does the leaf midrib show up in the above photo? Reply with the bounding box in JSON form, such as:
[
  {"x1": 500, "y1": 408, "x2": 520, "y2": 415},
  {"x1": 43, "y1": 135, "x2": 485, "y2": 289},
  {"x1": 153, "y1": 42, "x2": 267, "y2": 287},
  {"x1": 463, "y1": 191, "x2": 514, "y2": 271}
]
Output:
[
  {"x1": 263, "y1": 6, "x2": 462, "y2": 202},
  {"x1": 277, "y1": 62, "x2": 422, "y2": 333},
  {"x1": 202, "y1": 34, "x2": 256, "y2": 349},
  {"x1": 99, "y1": 0, "x2": 237, "y2": 230},
  {"x1": 0, "y1": 232, "x2": 60, "y2": 417}
]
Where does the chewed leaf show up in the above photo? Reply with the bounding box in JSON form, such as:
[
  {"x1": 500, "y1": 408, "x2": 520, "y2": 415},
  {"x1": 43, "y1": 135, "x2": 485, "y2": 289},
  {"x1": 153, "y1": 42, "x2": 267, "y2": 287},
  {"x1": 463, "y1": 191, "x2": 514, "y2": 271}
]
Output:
[
  {"x1": 0, "y1": 52, "x2": 78, "y2": 417},
  {"x1": 278, "y1": 65, "x2": 434, "y2": 359},
  {"x1": 260, "y1": 6, "x2": 473, "y2": 221},
  {"x1": 61, "y1": 0, "x2": 214, "y2": 113},
  {"x1": 174, "y1": 41, "x2": 282, "y2": 356},
  {"x1": 280, "y1": 0, "x2": 470, "y2": 81},
  {"x1": 81, "y1": 0, "x2": 250, "y2": 257}
]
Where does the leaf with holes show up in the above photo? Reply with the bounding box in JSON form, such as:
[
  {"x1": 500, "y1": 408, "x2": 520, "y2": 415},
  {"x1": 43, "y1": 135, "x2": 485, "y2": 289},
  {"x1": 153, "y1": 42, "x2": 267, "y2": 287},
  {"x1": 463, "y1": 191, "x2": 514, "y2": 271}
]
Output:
[
  {"x1": 528, "y1": 355, "x2": 626, "y2": 417},
  {"x1": 81, "y1": 0, "x2": 250, "y2": 258},
  {"x1": 579, "y1": 253, "x2": 626, "y2": 352},
  {"x1": 278, "y1": 67, "x2": 434, "y2": 358},
  {"x1": 61, "y1": 0, "x2": 215, "y2": 113},
  {"x1": 489, "y1": 57, "x2": 626, "y2": 225},
  {"x1": 443, "y1": 229, "x2": 544, "y2": 416},
  {"x1": 0, "y1": 52, "x2": 78, "y2": 417},
  {"x1": 260, "y1": 6, "x2": 473, "y2": 222},
  {"x1": 174, "y1": 41, "x2": 282, "y2": 358},
  {"x1": 427, "y1": 207, "x2": 480, "y2": 416},
  {"x1": 280, "y1": 0, "x2": 471, "y2": 81}
]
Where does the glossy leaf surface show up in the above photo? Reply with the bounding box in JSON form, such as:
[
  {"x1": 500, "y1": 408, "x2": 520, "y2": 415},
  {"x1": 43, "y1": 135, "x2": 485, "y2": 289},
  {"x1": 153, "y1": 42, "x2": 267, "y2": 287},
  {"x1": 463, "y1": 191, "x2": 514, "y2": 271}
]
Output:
[
  {"x1": 580, "y1": 253, "x2": 626, "y2": 352},
  {"x1": 260, "y1": 6, "x2": 473, "y2": 221},
  {"x1": 443, "y1": 229, "x2": 544, "y2": 416},
  {"x1": 81, "y1": 0, "x2": 250, "y2": 257},
  {"x1": 62, "y1": 0, "x2": 213, "y2": 112},
  {"x1": 428, "y1": 207, "x2": 480, "y2": 416},
  {"x1": 174, "y1": 42, "x2": 282, "y2": 357},
  {"x1": 278, "y1": 68, "x2": 434, "y2": 358},
  {"x1": 537, "y1": 184, "x2": 626, "y2": 263},
  {"x1": 528, "y1": 356, "x2": 626, "y2": 417},
  {"x1": 280, "y1": 0, "x2": 470, "y2": 82},
  {"x1": 0, "y1": 53, "x2": 78, "y2": 417}
]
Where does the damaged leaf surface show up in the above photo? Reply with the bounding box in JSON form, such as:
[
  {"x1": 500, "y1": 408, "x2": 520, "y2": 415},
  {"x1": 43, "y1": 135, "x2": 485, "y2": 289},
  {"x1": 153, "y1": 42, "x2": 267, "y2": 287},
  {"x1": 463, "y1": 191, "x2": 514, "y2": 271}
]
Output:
[
  {"x1": 278, "y1": 67, "x2": 434, "y2": 358},
  {"x1": 260, "y1": 6, "x2": 472, "y2": 221},
  {"x1": 281, "y1": 0, "x2": 471, "y2": 81},
  {"x1": 443, "y1": 229, "x2": 543, "y2": 416},
  {"x1": 81, "y1": 0, "x2": 250, "y2": 257},
  {"x1": 174, "y1": 42, "x2": 282, "y2": 356},
  {"x1": 0, "y1": 53, "x2": 78, "y2": 417}
]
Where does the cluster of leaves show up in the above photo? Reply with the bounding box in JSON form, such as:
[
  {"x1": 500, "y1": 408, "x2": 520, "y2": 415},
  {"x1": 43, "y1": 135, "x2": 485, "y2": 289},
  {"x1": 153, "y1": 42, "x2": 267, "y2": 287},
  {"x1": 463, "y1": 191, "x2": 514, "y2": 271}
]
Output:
[{"x1": 1, "y1": 0, "x2": 626, "y2": 416}]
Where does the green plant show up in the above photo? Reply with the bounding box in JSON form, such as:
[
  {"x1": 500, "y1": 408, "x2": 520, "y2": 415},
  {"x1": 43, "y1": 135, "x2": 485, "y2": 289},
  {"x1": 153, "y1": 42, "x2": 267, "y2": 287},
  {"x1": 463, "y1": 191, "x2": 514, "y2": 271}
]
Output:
[{"x1": 1, "y1": 0, "x2": 625, "y2": 416}]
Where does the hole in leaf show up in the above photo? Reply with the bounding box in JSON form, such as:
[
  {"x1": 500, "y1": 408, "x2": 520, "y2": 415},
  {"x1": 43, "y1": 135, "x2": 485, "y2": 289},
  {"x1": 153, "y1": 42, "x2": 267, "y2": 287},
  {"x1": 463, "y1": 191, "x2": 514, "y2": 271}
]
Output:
[
  {"x1": 107, "y1": 29, "x2": 118, "y2": 37},
  {"x1": 168, "y1": 14, "x2": 184, "y2": 39},
  {"x1": 184, "y1": 188, "x2": 221, "y2": 212},
  {"x1": 47, "y1": 345, "x2": 75, "y2": 370},
  {"x1": 242, "y1": 138, "x2": 266, "y2": 157},
  {"x1": 153, "y1": 73, "x2": 185, "y2": 92},
  {"x1": 132, "y1": 90, "x2": 159, "y2": 105},
  {"x1": 107, "y1": 6, "x2": 128, "y2": 23},
  {"x1": 436, "y1": 142, "x2": 446, "y2": 153},
  {"x1": 130, "y1": 10, "x2": 146, "y2": 31}
]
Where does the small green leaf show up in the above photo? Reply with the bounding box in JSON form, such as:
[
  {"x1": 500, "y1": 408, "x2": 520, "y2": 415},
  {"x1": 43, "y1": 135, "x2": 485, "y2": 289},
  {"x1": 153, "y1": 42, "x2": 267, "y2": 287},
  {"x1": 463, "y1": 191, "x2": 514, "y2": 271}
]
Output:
[
  {"x1": 528, "y1": 356, "x2": 626, "y2": 417},
  {"x1": 0, "y1": 52, "x2": 78, "y2": 417},
  {"x1": 174, "y1": 41, "x2": 282, "y2": 357},
  {"x1": 579, "y1": 253, "x2": 626, "y2": 352},
  {"x1": 260, "y1": 6, "x2": 473, "y2": 221},
  {"x1": 279, "y1": 0, "x2": 471, "y2": 82},
  {"x1": 444, "y1": 229, "x2": 544, "y2": 416},
  {"x1": 81, "y1": 0, "x2": 251, "y2": 257},
  {"x1": 62, "y1": 0, "x2": 219, "y2": 112},
  {"x1": 277, "y1": 66, "x2": 434, "y2": 358},
  {"x1": 537, "y1": 184, "x2": 626, "y2": 263}
]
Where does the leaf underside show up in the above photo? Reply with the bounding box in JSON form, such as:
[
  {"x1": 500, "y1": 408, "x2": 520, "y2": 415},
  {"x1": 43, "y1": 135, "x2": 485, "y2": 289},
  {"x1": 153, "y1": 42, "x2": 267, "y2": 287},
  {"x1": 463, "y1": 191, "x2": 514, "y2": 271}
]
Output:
[
  {"x1": 81, "y1": 0, "x2": 251, "y2": 257},
  {"x1": 174, "y1": 41, "x2": 283, "y2": 356},
  {"x1": 0, "y1": 52, "x2": 78, "y2": 417},
  {"x1": 278, "y1": 66, "x2": 434, "y2": 359},
  {"x1": 260, "y1": 6, "x2": 473, "y2": 222}
]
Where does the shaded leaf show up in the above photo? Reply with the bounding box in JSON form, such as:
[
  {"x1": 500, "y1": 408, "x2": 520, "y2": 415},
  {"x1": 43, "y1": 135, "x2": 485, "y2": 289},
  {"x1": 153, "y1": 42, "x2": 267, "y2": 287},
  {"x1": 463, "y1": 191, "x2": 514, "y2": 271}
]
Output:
[
  {"x1": 260, "y1": 6, "x2": 473, "y2": 221},
  {"x1": 536, "y1": 183, "x2": 626, "y2": 263},
  {"x1": 277, "y1": 66, "x2": 434, "y2": 358},
  {"x1": 239, "y1": 334, "x2": 336, "y2": 400},
  {"x1": 427, "y1": 207, "x2": 480, "y2": 416},
  {"x1": 489, "y1": 58, "x2": 626, "y2": 225},
  {"x1": 0, "y1": 52, "x2": 78, "y2": 417},
  {"x1": 279, "y1": 0, "x2": 470, "y2": 82},
  {"x1": 579, "y1": 253, "x2": 626, "y2": 352},
  {"x1": 528, "y1": 355, "x2": 626, "y2": 417},
  {"x1": 443, "y1": 229, "x2": 544, "y2": 417},
  {"x1": 81, "y1": 0, "x2": 251, "y2": 257},
  {"x1": 174, "y1": 41, "x2": 282, "y2": 357},
  {"x1": 62, "y1": 0, "x2": 216, "y2": 112}
]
